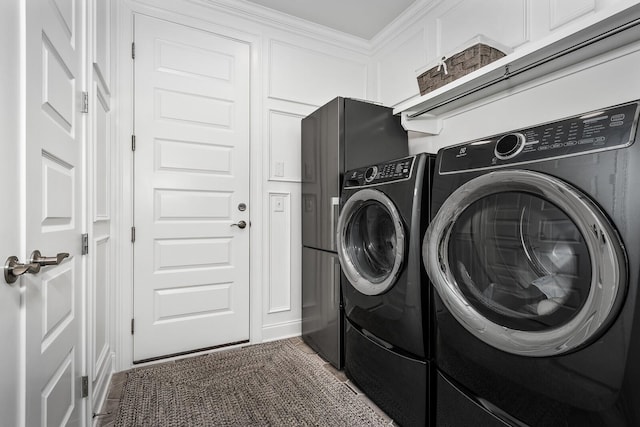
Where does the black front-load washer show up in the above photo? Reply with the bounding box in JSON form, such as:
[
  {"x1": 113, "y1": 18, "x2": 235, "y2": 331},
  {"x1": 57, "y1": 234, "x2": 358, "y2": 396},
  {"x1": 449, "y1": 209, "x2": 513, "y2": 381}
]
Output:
[
  {"x1": 423, "y1": 100, "x2": 640, "y2": 426},
  {"x1": 337, "y1": 152, "x2": 435, "y2": 427}
]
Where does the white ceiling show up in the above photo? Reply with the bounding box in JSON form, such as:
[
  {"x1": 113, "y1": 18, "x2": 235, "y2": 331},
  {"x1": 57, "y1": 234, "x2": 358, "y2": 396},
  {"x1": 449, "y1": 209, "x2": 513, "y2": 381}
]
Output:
[{"x1": 244, "y1": 0, "x2": 417, "y2": 40}]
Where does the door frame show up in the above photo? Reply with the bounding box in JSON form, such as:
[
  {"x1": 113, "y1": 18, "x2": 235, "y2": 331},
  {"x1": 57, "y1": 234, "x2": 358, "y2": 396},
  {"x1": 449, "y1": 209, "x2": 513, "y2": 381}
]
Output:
[{"x1": 114, "y1": 3, "x2": 264, "y2": 370}]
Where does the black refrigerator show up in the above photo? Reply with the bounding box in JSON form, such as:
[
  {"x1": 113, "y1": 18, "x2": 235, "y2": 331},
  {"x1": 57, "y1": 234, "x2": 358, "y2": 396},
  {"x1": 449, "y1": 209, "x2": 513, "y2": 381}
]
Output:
[{"x1": 301, "y1": 97, "x2": 408, "y2": 368}]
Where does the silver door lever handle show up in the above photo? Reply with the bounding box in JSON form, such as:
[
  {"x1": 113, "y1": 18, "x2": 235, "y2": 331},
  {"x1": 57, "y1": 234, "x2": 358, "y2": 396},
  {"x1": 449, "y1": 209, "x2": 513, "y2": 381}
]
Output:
[
  {"x1": 4, "y1": 256, "x2": 40, "y2": 284},
  {"x1": 4, "y1": 251, "x2": 69, "y2": 284},
  {"x1": 230, "y1": 220, "x2": 247, "y2": 229},
  {"x1": 30, "y1": 250, "x2": 69, "y2": 268}
]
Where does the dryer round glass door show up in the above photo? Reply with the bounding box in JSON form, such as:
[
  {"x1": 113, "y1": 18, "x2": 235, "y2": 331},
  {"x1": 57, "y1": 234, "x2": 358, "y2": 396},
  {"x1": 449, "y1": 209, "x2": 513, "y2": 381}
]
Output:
[
  {"x1": 423, "y1": 170, "x2": 627, "y2": 357},
  {"x1": 337, "y1": 188, "x2": 405, "y2": 296}
]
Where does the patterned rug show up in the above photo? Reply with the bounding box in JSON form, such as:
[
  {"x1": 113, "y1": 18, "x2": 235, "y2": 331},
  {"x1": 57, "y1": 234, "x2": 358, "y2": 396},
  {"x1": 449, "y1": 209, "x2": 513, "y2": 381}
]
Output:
[{"x1": 114, "y1": 339, "x2": 389, "y2": 426}]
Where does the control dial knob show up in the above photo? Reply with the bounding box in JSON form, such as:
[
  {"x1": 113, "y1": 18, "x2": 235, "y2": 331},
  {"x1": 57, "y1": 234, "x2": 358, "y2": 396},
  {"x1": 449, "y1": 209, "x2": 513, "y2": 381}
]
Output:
[
  {"x1": 495, "y1": 133, "x2": 526, "y2": 160},
  {"x1": 364, "y1": 166, "x2": 378, "y2": 183}
]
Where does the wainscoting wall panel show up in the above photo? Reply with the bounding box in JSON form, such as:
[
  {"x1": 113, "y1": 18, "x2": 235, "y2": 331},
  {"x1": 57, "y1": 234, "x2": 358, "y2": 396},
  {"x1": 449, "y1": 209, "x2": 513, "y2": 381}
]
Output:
[
  {"x1": 268, "y1": 40, "x2": 368, "y2": 106},
  {"x1": 268, "y1": 110, "x2": 305, "y2": 182},
  {"x1": 550, "y1": 0, "x2": 596, "y2": 29},
  {"x1": 267, "y1": 192, "x2": 292, "y2": 314}
]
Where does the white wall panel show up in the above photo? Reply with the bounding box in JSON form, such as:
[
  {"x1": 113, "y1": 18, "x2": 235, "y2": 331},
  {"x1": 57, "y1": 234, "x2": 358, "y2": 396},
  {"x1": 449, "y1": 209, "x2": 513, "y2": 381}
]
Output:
[
  {"x1": 377, "y1": 28, "x2": 426, "y2": 107},
  {"x1": 93, "y1": 236, "x2": 110, "y2": 382},
  {"x1": 268, "y1": 40, "x2": 368, "y2": 106},
  {"x1": 268, "y1": 192, "x2": 292, "y2": 314},
  {"x1": 268, "y1": 110, "x2": 304, "y2": 182},
  {"x1": 437, "y1": 0, "x2": 529, "y2": 54},
  {"x1": 550, "y1": 0, "x2": 596, "y2": 29}
]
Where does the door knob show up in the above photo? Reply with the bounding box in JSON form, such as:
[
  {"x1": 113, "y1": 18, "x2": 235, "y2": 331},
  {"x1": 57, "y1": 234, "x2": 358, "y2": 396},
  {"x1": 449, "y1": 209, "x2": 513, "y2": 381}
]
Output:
[
  {"x1": 4, "y1": 256, "x2": 40, "y2": 284},
  {"x1": 230, "y1": 220, "x2": 247, "y2": 229}
]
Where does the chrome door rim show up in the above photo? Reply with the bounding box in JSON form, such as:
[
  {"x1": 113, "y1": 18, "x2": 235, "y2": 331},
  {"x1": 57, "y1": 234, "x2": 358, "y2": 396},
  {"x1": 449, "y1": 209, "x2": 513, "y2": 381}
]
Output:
[
  {"x1": 337, "y1": 189, "x2": 405, "y2": 296},
  {"x1": 423, "y1": 170, "x2": 626, "y2": 357}
]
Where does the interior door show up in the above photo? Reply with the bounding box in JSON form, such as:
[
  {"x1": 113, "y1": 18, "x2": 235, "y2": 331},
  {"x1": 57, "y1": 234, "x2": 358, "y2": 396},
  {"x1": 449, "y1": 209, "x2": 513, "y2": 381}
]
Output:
[
  {"x1": 24, "y1": 0, "x2": 86, "y2": 425},
  {"x1": 133, "y1": 14, "x2": 251, "y2": 362}
]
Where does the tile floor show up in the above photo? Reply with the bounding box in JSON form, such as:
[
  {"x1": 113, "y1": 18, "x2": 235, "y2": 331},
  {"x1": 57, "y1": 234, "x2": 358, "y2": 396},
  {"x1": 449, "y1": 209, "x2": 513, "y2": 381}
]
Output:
[{"x1": 95, "y1": 337, "x2": 394, "y2": 426}]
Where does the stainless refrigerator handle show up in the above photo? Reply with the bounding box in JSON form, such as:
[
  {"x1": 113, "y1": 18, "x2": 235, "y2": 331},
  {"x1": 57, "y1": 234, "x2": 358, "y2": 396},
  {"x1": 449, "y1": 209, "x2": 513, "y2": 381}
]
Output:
[{"x1": 330, "y1": 197, "x2": 340, "y2": 251}]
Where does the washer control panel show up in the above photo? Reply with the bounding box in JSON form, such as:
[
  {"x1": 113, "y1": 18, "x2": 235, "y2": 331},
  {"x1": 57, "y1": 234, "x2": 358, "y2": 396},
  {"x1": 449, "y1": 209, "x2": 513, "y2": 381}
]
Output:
[
  {"x1": 344, "y1": 156, "x2": 415, "y2": 188},
  {"x1": 439, "y1": 101, "x2": 640, "y2": 174}
]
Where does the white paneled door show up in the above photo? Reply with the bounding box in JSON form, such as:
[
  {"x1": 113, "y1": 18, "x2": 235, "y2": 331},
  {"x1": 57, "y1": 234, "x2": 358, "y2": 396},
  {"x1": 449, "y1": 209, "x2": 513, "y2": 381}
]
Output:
[
  {"x1": 25, "y1": 0, "x2": 86, "y2": 425},
  {"x1": 133, "y1": 15, "x2": 251, "y2": 362}
]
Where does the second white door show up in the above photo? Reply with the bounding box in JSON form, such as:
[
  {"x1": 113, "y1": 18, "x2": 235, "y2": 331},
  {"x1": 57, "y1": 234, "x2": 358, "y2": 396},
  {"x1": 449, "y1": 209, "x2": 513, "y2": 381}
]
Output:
[{"x1": 133, "y1": 14, "x2": 251, "y2": 362}]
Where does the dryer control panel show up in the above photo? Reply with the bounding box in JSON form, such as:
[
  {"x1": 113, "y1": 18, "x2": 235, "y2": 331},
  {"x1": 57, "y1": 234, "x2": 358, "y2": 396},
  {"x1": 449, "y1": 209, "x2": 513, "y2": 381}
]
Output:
[
  {"x1": 439, "y1": 101, "x2": 640, "y2": 174},
  {"x1": 344, "y1": 156, "x2": 415, "y2": 188}
]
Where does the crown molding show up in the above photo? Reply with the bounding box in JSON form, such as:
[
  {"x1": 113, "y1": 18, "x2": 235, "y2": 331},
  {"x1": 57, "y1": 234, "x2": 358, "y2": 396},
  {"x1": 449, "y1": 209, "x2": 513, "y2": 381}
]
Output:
[
  {"x1": 187, "y1": 0, "x2": 372, "y2": 54},
  {"x1": 370, "y1": 0, "x2": 443, "y2": 54}
]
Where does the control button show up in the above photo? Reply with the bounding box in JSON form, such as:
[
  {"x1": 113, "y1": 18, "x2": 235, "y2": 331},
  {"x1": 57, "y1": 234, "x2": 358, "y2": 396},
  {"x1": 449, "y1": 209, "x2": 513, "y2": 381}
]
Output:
[
  {"x1": 364, "y1": 166, "x2": 378, "y2": 183},
  {"x1": 579, "y1": 138, "x2": 594, "y2": 145},
  {"x1": 551, "y1": 143, "x2": 563, "y2": 149},
  {"x1": 495, "y1": 133, "x2": 525, "y2": 160}
]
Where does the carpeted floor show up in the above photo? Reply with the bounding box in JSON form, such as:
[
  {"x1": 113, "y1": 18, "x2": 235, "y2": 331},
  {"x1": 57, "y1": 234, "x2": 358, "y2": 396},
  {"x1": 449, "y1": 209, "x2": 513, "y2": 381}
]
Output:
[{"x1": 97, "y1": 338, "x2": 392, "y2": 426}]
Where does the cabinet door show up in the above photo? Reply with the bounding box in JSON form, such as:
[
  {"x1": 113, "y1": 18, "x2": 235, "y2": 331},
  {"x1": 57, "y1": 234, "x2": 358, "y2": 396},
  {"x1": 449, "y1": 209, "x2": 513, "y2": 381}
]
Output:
[
  {"x1": 302, "y1": 247, "x2": 342, "y2": 368},
  {"x1": 301, "y1": 98, "x2": 341, "y2": 251}
]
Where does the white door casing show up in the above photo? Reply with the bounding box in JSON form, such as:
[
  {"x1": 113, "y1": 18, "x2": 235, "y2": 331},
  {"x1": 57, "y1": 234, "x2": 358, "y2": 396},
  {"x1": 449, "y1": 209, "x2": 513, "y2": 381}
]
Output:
[
  {"x1": 133, "y1": 14, "x2": 251, "y2": 362},
  {"x1": 89, "y1": 0, "x2": 115, "y2": 413},
  {"x1": 24, "y1": 0, "x2": 86, "y2": 425}
]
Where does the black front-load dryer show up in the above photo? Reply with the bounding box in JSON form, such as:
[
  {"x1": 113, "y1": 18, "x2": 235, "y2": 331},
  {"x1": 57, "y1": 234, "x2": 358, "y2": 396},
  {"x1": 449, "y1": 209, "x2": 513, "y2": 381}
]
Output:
[
  {"x1": 423, "y1": 100, "x2": 640, "y2": 426},
  {"x1": 337, "y1": 152, "x2": 435, "y2": 427}
]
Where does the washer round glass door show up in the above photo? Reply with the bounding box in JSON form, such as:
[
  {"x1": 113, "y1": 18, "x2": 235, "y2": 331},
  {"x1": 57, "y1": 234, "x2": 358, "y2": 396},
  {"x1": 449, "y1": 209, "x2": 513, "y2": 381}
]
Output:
[
  {"x1": 337, "y1": 188, "x2": 405, "y2": 296},
  {"x1": 423, "y1": 170, "x2": 627, "y2": 357}
]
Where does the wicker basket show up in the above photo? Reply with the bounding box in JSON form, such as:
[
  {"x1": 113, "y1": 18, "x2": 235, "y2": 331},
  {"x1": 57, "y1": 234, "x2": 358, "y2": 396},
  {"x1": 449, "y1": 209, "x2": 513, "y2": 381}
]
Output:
[{"x1": 416, "y1": 39, "x2": 509, "y2": 96}]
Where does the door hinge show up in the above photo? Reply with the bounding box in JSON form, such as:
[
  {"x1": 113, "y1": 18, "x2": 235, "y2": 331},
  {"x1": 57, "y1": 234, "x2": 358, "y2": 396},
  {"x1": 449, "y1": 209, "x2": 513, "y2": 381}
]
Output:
[
  {"x1": 81, "y1": 376, "x2": 89, "y2": 398},
  {"x1": 131, "y1": 134, "x2": 136, "y2": 151},
  {"x1": 81, "y1": 233, "x2": 89, "y2": 255},
  {"x1": 131, "y1": 42, "x2": 135, "y2": 59},
  {"x1": 131, "y1": 226, "x2": 136, "y2": 243},
  {"x1": 81, "y1": 91, "x2": 89, "y2": 113},
  {"x1": 131, "y1": 318, "x2": 135, "y2": 335}
]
